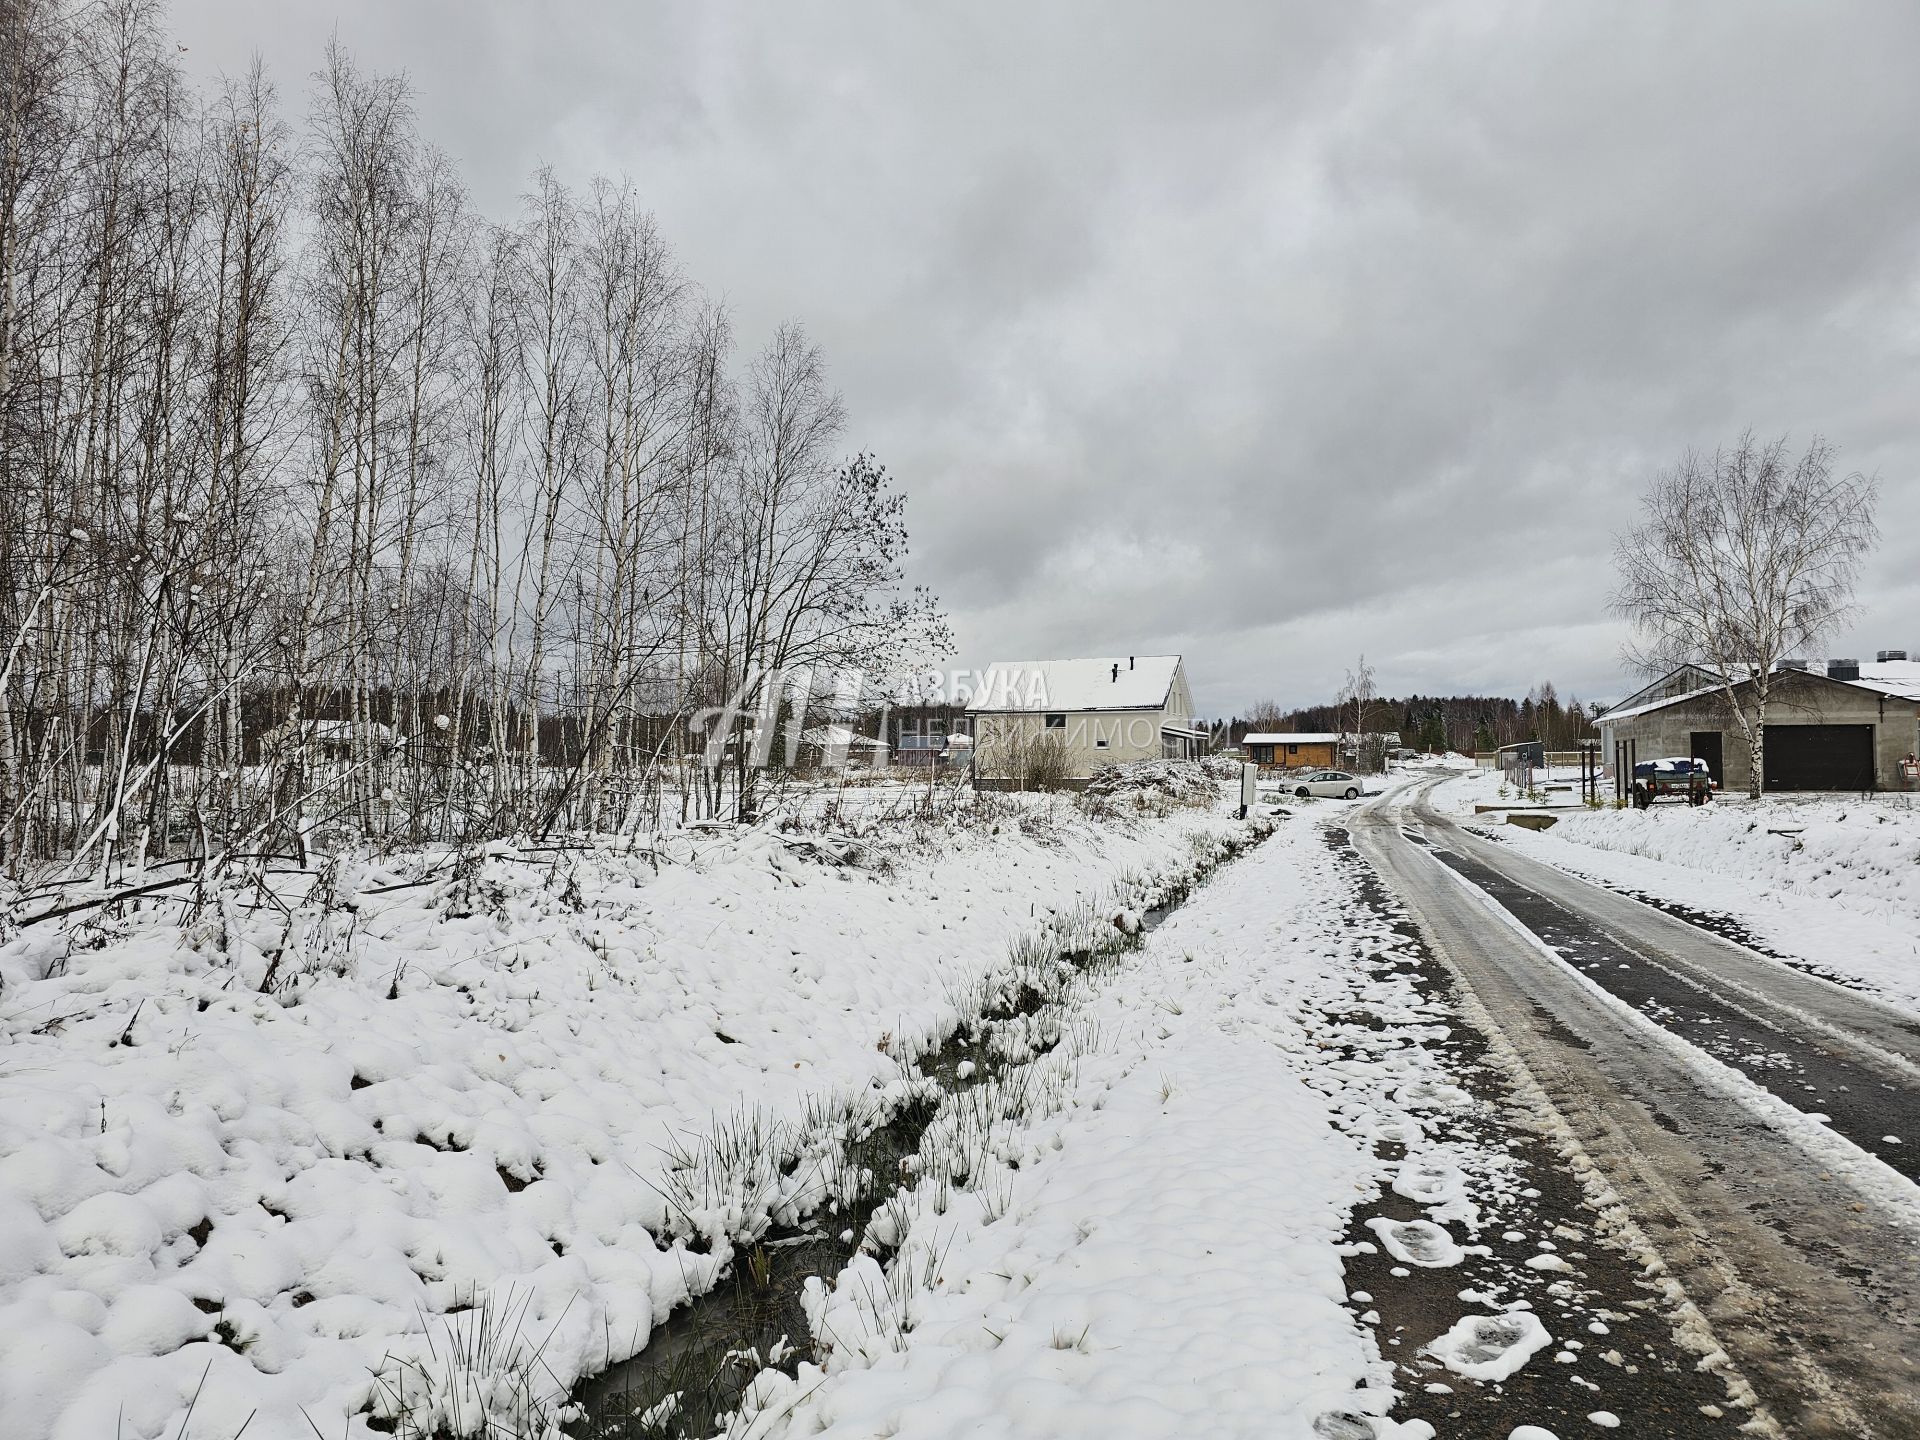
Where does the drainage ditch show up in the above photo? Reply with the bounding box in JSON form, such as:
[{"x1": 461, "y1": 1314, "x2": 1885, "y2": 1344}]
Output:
[{"x1": 566, "y1": 819, "x2": 1271, "y2": 1439}]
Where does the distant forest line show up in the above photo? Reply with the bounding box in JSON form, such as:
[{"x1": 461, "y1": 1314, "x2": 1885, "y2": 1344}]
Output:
[{"x1": 1229, "y1": 683, "x2": 1601, "y2": 755}]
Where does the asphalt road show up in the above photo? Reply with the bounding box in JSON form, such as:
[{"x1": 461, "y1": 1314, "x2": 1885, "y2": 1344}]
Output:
[{"x1": 1350, "y1": 778, "x2": 1920, "y2": 1439}]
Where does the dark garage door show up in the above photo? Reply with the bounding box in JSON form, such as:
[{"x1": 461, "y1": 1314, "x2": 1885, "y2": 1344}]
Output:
[
  {"x1": 1689, "y1": 731, "x2": 1724, "y2": 784},
  {"x1": 1763, "y1": 724, "x2": 1874, "y2": 791}
]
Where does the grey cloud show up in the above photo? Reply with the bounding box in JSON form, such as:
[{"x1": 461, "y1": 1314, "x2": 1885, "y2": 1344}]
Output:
[{"x1": 170, "y1": 0, "x2": 1920, "y2": 715}]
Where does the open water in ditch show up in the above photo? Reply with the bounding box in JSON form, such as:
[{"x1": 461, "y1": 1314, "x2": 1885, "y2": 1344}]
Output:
[
  {"x1": 568, "y1": 1019, "x2": 1011, "y2": 1438},
  {"x1": 566, "y1": 824, "x2": 1269, "y2": 1439}
]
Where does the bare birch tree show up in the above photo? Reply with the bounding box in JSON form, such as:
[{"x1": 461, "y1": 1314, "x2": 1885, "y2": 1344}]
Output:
[
  {"x1": 511, "y1": 167, "x2": 585, "y2": 792},
  {"x1": 0, "y1": 9, "x2": 950, "y2": 878},
  {"x1": 677, "y1": 301, "x2": 735, "y2": 822},
  {"x1": 1340, "y1": 653, "x2": 1382, "y2": 771},
  {"x1": 0, "y1": 0, "x2": 78, "y2": 866},
  {"x1": 195, "y1": 58, "x2": 293, "y2": 840},
  {"x1": 455, "y1": 221, "x2": 525, "y2": 814},
  {"x1": 563, "y1": 179, "x2": 684, "y2": 828},
  {"x1": 1611, "y1": 432, "x2": 1878, "y2": 797}
]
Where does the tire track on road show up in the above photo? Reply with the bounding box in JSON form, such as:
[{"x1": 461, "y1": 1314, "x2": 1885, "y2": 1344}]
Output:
[
  {"x1": 1352, "y1": 784, "x2": 1920, "y2": 1438},
  {"x1": 1428, "y1": 843, "x2": 1920, "y2": 1184}
]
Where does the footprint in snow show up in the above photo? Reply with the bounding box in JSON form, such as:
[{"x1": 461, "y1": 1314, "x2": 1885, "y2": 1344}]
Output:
[
  {"x1": 1311, "y1": 1414, "x2": 1376, "y2": 1440},
  {"x1": 1392, "y1": 1157, "x2": 1466, "y2": 1206},
  {"x1": 1313, "y1": 1411, "x2": 1439, "y2": 1440},
  {"x1": 1395, "y1": 1079, "x2": 1473, "y2": 1110},
  {"x1": 1365, "y1": 1217, "x2": 1466, "y2": 1268},
  {"x1": 1426, "y1": 1310, "x2": 1552, "y2": 1382}
]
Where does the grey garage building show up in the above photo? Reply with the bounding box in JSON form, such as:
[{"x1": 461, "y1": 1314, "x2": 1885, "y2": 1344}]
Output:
[{"x1": 1596, "y1": 656, "x2": 1920, "y2": 793}]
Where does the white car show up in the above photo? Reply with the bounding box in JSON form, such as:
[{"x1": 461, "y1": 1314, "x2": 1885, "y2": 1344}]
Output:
[{"x1": 1290, "y1": 769, "x2": 1364, "y2": 800}]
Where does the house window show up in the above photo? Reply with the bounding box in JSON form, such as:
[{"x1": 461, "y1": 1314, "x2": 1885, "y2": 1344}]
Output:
[
  {"x1": 1095, "y1": 737, "x2": 1109, "y2": 749},
  {"x1": 1287, "y1": 744, "x2": 1298, "y2": 755},
  {"x1": 898, "y1": 717, "x2": 947, "y2": 750},
  {"x1": 1045, "y1": 713, "x2": 1066, "y2": 729}
]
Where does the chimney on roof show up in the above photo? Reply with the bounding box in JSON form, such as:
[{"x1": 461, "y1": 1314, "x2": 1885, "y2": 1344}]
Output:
[
  {"x1": 1111, "y1": 663, "x2": 1119, "y2": 683},
  {"x1": 1827, "y1": 658, "x2": 1860, "y2": 681},
  {"x1": 1129, "y1": 655, "x2": 1135, "y2": 669},
  {"x1": 1877, "y1": 649, "x2": 1908, "y2": 663}
]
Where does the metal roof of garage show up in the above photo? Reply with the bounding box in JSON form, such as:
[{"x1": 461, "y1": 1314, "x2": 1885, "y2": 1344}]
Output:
[
  {"x1": 1598, "y1": 660, "x2": 1920, "y2": 722},
  {"x1": 1852, "y1": 660, "x2": 1920, "y2": 701}
]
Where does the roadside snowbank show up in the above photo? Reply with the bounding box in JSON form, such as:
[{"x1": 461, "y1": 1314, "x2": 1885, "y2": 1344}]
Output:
[
  {"x1": 1502, "y1": 796, "x2": 1920, "y2": 933},
  {"x1": 1431, "y1": 771, "x2": 1920, "y2": 1014},
  {"x1": 1428, "y1": 766, "x2": 1584, "y2": 813},
  {"x1": 0, "y1": 798, "x2": 1244, "y2": 1440}
]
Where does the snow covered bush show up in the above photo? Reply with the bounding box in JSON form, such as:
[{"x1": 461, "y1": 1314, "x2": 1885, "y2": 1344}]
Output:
[{"x1": 1084, "y1": 757, "x2": 1219, "y2": 807}]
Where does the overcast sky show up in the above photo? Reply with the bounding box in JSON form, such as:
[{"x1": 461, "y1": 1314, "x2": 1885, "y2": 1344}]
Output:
[{"x1": 170, "y1": 0, "x2": 1920, "y2": 717}]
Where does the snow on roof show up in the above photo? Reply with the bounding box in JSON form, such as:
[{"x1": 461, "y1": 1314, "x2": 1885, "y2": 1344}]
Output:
[
  {"x1": 965, "y1": 655, "x2": 1181, "y2": 713},
  {"x1": 800, "y1": 724, "x2": 888, "y2": 749},
  {"x1": 1596, "y1": 679, "x2": 1728, "y2": 723},
  {"x1": 1607, "y1": 664, "x2": 1726, "y2": 716},
  {"x1": 1598, "y1": 659, "x2": 1920, "y2": 723},
  {"x1": 1242, "y1": 732, "x2": 1342, "y2": 745},
  {"x1": 1852, "y1": 660, "x2": 1920, "y2": 702}
]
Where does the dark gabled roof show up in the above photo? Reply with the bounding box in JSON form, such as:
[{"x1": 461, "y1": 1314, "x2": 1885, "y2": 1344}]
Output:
[{"x1": 1599, "y1": 660, "x2": 1920, "y2": 723}]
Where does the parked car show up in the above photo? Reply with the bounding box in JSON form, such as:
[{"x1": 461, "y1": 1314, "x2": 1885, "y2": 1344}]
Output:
[
  {"x1": 1291, "y1": 769, "x2": 1364, "y2": 800},
  {"x1": 1631, "y1": 756, "x2": 1715, "y2": 808}
]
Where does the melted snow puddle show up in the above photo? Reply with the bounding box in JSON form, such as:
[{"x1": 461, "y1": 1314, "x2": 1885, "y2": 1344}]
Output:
[{"x1": 567, "y1": 826, "x2": 1267, "y2": 1439}]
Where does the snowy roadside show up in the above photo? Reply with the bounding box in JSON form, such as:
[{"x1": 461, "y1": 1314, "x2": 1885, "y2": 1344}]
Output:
[
  {"x1": 0, "y1": 792, "x2": 1248, "y2": 1440},
  {"x1": 714, "y1": 807, "x2": 1533, "y2": 1440},
  {"x1": 1431, "y1": 769, "x2": 1920, "y2": 1015}
]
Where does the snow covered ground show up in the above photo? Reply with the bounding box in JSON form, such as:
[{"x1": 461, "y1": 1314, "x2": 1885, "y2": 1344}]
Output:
[
  {"x1": 1433, "y1": 768, "x2": 1920, "y2": 1015},
  {"x1": 0, "y1": 793, "x2": 1250, "y2": 1440},
  {"x1": 719, "y1": 805, "x2": 1531, "y2": 1440}
]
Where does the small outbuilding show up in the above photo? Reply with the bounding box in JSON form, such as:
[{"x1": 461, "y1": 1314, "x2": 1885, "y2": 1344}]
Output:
[
  {"x1": 967, "y1": 654, "x2": 1200, "y2": 788},
  {"x1": 885, "y1": 702, "x2": 969, "y2": 767},
  {"x1": 795, "y1": 724, "x2": 890, "y2": 769},
  {"x1": 1596, "y1": 655, "x2": 1920, "y2": 793},
  {"x1": 1242, "y1": 732, "x2": 1341, "y2": 771}
]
